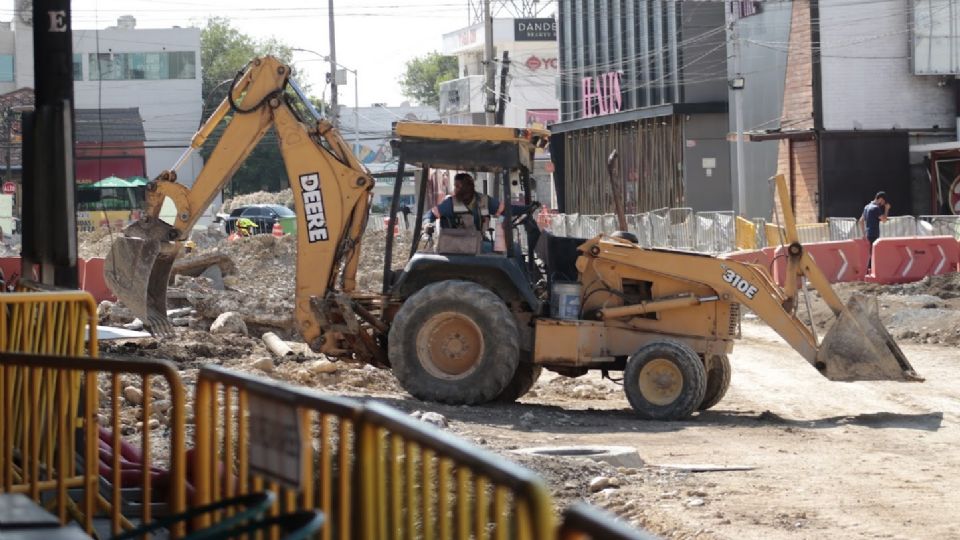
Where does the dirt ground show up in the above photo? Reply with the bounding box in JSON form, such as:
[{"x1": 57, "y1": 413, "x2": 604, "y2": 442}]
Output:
[{"x1": 89, "y1": 203, "x2": 960, "y2": 539}]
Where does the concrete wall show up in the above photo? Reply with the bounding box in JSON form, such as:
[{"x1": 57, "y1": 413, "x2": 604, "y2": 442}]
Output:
[
  {"x1": 728, "y1": 2, "x2": 792, "y2": 219},
  {"x1": 684, "y1": 113, "x2": 733, "y2": 212},
  {"x1": 819, "y1": 0, "x2": 955, "y2": 130}
]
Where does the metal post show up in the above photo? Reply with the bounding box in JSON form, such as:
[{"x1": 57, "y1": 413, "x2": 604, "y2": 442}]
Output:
[
  {"x1": 732, "y1": 17, "x2": 747, "y2": 216},
  {"x1": 328, "y1": 0, "x2": 339, "y2": 127},
  {"x1": 483, "y1": 0, "x2": 496, "y2": 125},
  {"x1": 353, "y1": 70, "x2": 359, "y2": 154}
]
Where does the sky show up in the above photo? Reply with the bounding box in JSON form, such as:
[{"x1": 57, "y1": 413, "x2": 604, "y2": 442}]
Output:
[{"x1": 23, "y1": 0, "x2": 474, "y2": 107}]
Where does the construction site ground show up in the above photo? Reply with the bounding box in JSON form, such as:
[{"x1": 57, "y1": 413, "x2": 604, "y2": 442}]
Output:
[{"x1": 83, "y1": 195, "x2": 960, "y2": 540}]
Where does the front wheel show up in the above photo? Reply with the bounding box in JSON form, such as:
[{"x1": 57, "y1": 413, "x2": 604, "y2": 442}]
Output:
[
  {"x1": 388, "y1": 280, "x2": 520, "y2": 405},
  {"x1": 624, "y1": 340, "x2": 706, "y2": 420},
  {"x1": 698, "y1": 354, "x2": 731, "y2": 411}
]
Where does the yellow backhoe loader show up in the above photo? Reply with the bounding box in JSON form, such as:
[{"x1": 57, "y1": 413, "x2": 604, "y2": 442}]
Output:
[{"x1": 105, "y1": 56, "x2": 919, "y2": 421}]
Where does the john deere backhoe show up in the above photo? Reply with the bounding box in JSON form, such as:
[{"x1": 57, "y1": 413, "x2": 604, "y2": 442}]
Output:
[{"x1": 105, "y1": 56, "x2": 919, "y2": 421}]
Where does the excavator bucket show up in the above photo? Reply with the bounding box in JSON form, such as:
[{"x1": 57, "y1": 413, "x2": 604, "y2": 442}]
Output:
[
  {"x1": 103, "y1": 219, "x2": 179, "y2": 336},
  {"x1": 816, "y1": 293, "x2": 922, "y2": 382}
]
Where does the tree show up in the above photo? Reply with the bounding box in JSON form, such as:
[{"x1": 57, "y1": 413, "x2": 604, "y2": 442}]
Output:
[
  {"x1": 399, "y1": 52, "x2": 458, "y2": 108},
  {"x1": 198, "y1": 18, "x2": 309, "y2": 197}
]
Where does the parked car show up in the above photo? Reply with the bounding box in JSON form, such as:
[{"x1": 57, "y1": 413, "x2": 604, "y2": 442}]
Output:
[{"x1": 222, "y1": 204, "x2": 295, "y2": 235}]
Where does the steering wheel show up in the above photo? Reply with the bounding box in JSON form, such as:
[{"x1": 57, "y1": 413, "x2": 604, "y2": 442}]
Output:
[{"x1": 510, "y1": 201, "x2": 541, "y2": 227}]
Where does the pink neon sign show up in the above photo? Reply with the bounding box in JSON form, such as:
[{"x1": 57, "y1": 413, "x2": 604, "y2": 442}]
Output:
[{"x1": 581, "y1": 72, "x2": 623, "y2": 119}]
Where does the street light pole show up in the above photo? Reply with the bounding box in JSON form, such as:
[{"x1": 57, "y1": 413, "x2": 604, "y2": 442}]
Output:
[
  {"x1": 328, "y1": 0, "x2": 339, "y2": 127},
  {"x1": 291, "y1": 48, "x2": 359, "y2": 155}
]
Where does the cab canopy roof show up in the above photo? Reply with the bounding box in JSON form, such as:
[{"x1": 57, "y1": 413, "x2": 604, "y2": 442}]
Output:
[{"x1": 391, "y1": 122, "x2": 549, "y2": 172}]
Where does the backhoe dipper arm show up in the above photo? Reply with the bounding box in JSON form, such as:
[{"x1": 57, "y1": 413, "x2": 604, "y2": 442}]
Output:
[{"x1": 107, "y1": 56, "x2": 374, "y2": 349}]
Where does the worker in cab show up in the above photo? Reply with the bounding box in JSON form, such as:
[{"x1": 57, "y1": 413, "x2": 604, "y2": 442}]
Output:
[
  {"x1": 236, "y1": 217, "x2": 259, "y2": 237},
  {"x1": 423, "y1": 172, "x2": 504, "y2": 235}
]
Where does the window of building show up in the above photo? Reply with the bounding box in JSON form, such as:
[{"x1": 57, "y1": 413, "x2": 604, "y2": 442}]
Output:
[
  {"x1": 73, "y1": 54, "x2": 82, "y2": 80},
  {"x1": 0, "y1": 55, "x2": 14, "y2": 82},
  {"x1": 89, "y1": 51, "x2": 197, "y2": 81}
]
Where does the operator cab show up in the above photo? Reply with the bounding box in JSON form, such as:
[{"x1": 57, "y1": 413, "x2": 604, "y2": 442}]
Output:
[{"x1": 382, "y1": 122, "x2": 549, "y2": 311}]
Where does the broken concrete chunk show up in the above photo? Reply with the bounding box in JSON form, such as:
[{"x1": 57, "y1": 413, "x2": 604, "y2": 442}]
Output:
[
  {"x1": 588, "y1": 476, "x2": 611, "y2": 492},
  {"x1": 252, "y1": 357, "x2": 275, "y2": 372},
  {"x1": 210, "y1": 312, "x2": 248, "y2": 335},
  {"x1": 123, "y1": 386, "x2": 143, "y2": 405},
  {"x1": 308, "y1": 360, "x2": 338, "y2": 374},
  {"x1": 419, "y1": 412, "x2": 449, "y2": 428}
]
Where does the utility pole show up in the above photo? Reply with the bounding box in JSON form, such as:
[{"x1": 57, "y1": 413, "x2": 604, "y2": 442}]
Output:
[
  {"x1": 731, "y1": 15, "x2": 747, "y2": 216},
  {"x1": 328, "y1": 0, "x2": 339, "y2": 127},
  {"x1": 483, "y1": 0, "x2": 496, "y2": 125},
  {"x1": 494, "y1": 51, "x2": 511, "y2": 125}
]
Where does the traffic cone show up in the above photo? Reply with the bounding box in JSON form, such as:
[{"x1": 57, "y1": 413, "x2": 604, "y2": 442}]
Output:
[{"x1": 272, "y1": 222, "x2": 284, "y2": 237}]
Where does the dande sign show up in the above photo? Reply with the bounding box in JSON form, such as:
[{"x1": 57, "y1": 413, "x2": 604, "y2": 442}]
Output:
[
  {"x1": 514, "y1": 18, "x2": 557, "y2": 41},
  {"x1": 581, "y1": 72, "x2": 623, "y2": 118}
]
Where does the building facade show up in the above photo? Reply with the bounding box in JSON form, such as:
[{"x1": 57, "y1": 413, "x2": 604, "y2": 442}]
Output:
[
  {"x1": 551, "y1": 0, "x2": 729, "y2": 214},
  {"x1": 439, "y1": 17, "x2": 560, "y2": 206},
  {"x1": 730, "y1": 0, "x2": 959, "y2": 221},
  {"x1": 1, "y1": 11, "x2": 204, "y2": 190}
]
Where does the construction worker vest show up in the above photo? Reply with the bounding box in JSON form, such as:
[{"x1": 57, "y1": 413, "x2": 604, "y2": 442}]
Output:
[{"x1": 452, "y1": 194, "x2": 491, "y2": 231}]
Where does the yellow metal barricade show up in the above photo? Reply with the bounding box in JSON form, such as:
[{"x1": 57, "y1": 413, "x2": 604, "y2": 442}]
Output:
[
  {"x1": 735, "y1": 216, "x2": 757, "y2": 250},
  {"x1": 557, "y1": 503, "x2": 660, "y2": 540},
  {"x1": 194, "y1": 364, "x2": 363, "y2": 540},
  {"x1": 358, "y1": 401, "x2": 556, "y2": 540},
  {"x1": 764, "y1": 223, "x2": 786, "y2": 247},
  {"x1": 0, "y1": 352, "x2": 186, "y2": 537}
]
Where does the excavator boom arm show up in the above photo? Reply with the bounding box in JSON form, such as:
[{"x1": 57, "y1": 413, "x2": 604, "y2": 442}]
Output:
[{"x1": 104, "y1": 56, "x2": 374, "y2": 348}]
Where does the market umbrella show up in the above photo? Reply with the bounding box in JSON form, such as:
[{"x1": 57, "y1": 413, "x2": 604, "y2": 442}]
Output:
[
  {"x1": 87, "y1": 176, "x2": 133, "y2": 188},
  {"x1": 126, "y1": 176, "x2": 149, "y2": 186}
]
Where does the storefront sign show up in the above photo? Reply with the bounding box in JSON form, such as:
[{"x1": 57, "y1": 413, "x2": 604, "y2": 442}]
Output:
[
  {"x1": 514, "y1": 18, "x2": 557, "y2": 41},
  {"x1": 524, "y1": 55, "x2": 558, "y2": 71},
  {"x1": 581, "y1": 72, "x2": 623, "y2": 119}
]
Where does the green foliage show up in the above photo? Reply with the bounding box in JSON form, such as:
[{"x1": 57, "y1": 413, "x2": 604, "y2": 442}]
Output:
[
  {"x1": 198, "y1": 17, "x2": 312, "y2": 197},
  {"x1": 399, "y1": 52, "x2": 458, "y2": 108}
]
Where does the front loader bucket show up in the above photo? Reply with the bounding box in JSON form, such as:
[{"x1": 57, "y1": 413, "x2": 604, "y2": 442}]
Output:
[
  {"x1": 103, "y1": 221, "x2": 179, "y2": 336},
  {"x1": 816, "y1": 294, "x2": 922, "y2": 382}
]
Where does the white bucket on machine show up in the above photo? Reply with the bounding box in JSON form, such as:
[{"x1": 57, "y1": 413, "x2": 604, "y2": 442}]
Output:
[{"x1": 551, "y1": 282, "x2": 581, "y2": 320}]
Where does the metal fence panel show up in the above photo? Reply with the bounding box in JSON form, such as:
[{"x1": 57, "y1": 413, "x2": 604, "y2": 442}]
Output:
[
  {"x1": 827, "y1": 217, "x2": 859, "y2": 241},
  {"x1": 920, "y1": 215, "x2": 960, "y2": 239},
  {"x1": 880, "y1": 216, "x2": 917, "y2": 238},
  {"x1": 600, "y1": 214, "x2": 618, "y2": 234},
  {"x1": 580, "y1": 215, "x2": 600, "y2": 238},
  {"x1": 795, "y1": 223, "x2": 830, "y2": 244},
  {"x1": 695, "y1": 211, "x2": 735, "y2": 254},
  {"x1": 195, "y1": 365, "x2": 363, "y2": 539}
]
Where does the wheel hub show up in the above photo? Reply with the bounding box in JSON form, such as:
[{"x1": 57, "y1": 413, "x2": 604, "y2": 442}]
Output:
[
  {"x1": 638, "y1": 358, "x2": 683, "y2": 406},
  {"x1": 416, "y1": 312, "x2": 484, "y2": 380}
]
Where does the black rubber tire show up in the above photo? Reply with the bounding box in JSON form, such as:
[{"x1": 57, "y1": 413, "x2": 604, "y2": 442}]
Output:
[
  {"x1": 495, "y1": 361, "x2": 542, "y2": 402},
  {"x1": 698, "y1": 354, "x2": 732, "y2": 411},
  {"x1": 388, "y1": 280, "x2": 520, "y2": 405},
  {"x1": 623, "y1": 340, "x2": 707, "y2": 420}
]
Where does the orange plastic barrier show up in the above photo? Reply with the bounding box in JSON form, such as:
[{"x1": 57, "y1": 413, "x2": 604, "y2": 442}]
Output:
[
  {"x1": 773, "y1": 239, "x2": 869, "y2": 285},
  {"x1": 81, "y1": 257, "x2": 116, "y2": 303},
  {"x1": 866, "y1": 236, "x2": 960, "y2": 284}
]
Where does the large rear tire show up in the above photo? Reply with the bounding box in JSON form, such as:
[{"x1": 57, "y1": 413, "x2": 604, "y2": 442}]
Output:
[
  {"x1": 698, "y1": 354, "x2": 731, "y2": 411},
  {"x1": 624, "y1": 340, "x2": 706, "y2": 420},
  {"x1": 495, "y1": 360, "x2": 542, "y2": 402},
  {"x1": 388, "y1": 280, "x2": 519, "y2": 405}
]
